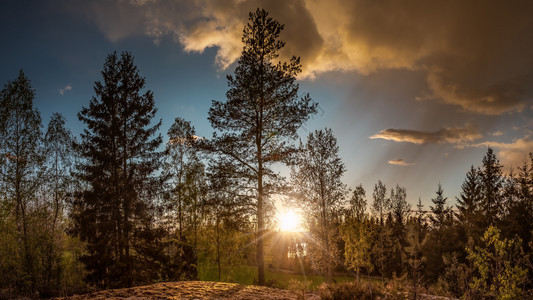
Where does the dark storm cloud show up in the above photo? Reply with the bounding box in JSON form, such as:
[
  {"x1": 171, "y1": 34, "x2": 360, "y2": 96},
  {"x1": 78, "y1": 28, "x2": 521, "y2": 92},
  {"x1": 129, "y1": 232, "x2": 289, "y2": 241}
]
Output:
[
  {"x1": 370, "y1": 126, "x2": 482, "y2": 145},
  {"x1": 65, "y1": 0, "x2": 533, "y2": 115}
]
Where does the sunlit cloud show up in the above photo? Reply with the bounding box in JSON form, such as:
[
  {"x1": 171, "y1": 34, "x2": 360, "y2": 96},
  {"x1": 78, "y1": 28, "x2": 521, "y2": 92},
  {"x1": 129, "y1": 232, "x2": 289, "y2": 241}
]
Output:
[
  {"x1": 388, "y1": 159, "x2": 414, "y2": 166},
  {"x1": 472, "y1": 136, "x2": 533, "y2": 168},
  {"x1": 491, "y1": 131, "x2": 504, "y2": 137},
  {"x1": 370, "y1": 126, "x2": 482, "y2": 145},
  {"x1": 59, "y1": 85, "x2": 72, "y2": 95},
  {"x1": 65, "y1": 0, "x2": 533, "y2": 115}
]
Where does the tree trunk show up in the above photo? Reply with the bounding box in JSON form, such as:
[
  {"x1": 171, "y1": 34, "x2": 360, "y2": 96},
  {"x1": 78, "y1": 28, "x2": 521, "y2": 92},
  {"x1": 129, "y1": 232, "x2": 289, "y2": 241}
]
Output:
[{"x1": 257, "y1": 173, "x2": 265, "y2": 285}]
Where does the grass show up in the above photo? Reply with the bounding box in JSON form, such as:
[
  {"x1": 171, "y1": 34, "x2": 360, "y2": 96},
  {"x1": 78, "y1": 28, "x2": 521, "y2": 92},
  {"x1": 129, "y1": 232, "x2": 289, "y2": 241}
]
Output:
[{"x1": 198, "y1": 264, "x2": 356, "y2": 289}]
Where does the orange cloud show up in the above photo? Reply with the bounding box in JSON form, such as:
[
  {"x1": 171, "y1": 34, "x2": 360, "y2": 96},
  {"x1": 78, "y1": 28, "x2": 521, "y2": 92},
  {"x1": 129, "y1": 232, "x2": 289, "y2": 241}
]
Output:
[
  {"x1": 370, "y1": 126, "x2": 482, "y2": 145},
  {"x1": 472, "y1": 136, "x2": 533, "y2": 168},
  {"x1": 388, "y1": 159, "x2": 414, "y2": 166}
]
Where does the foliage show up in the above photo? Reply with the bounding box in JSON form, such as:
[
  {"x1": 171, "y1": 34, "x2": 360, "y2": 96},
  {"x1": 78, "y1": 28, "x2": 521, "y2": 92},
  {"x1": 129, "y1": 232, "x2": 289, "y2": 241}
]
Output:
[
  {"x1": 73, "y1": 51, "x2": 163, "y2": 287},
  {"x1": 316, "y1": 281, "x2": 385, "y2": 300},
  {"x1": 439, "y1": 252, "x2": 472, "y2": 298},
  {"x1": 387, "y1": 185, "x2": 410, "y2": 277},
  {"x1": 287, "y1": 278, "x2": 312, "y2": 300},
  {"x1": 384, "y1": 273, "x2": 410, "y2": 300},
  {"x1": 371, "y1": 180, "x2": 389, "y2": 224},
  {"x1": 429, "y1": 183, "x2": 452, "y2": 230},
  {"x1": 467, "y1": 225, "x2": 529, "y2": 299},
  {"x1": 341, "y1": 218, "x2": 373, "y2": 281},
  {"x1": 291, "y1": 128, "x2": 347, "y2": 282},
  {"x1": 456, "y1": 165, "x2": 484, "y2": 247},
  {"x1": 480, "y1": 148, "x2": 504, "y2": 226},
  {"x1": 423, "y1": 183, "x2": 457, "y2": 282},
  {"x1": 161, "y1": 117, "x2": 205, "y2": 280},
  {"x1": 405, "y1": 199, "x2": 427, "y2": 299},
  {"x1": 348, "y1": 185, "x2": 367, "y2": 220},
  {"x1": 0, "y1": 70, "x2": 46, "y2": 294},
  {"x1": 202, "y1": 8, "x2": 317, "y2": 285}
]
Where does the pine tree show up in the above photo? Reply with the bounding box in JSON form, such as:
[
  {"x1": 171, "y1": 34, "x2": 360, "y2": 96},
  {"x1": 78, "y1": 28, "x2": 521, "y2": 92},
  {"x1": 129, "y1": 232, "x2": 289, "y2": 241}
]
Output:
[
  {"x1": 74, "y1": 52, "x2": 163, "y2": 287},
  {"x1": 203, "y1": 9, "x2": 317, "y2": 285}
]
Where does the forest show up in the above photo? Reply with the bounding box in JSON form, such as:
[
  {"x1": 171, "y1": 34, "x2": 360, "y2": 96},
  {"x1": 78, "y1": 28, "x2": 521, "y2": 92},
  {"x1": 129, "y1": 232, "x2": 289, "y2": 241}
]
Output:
[{"x1": 0, "y1": 8, "x2": 532, "y2": 300}]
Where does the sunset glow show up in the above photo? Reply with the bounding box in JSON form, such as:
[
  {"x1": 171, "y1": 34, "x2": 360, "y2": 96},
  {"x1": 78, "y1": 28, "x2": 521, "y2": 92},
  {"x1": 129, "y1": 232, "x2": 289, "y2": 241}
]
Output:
[{"x1": 278, "y1": 209, "x2": 303, "y2": 232}]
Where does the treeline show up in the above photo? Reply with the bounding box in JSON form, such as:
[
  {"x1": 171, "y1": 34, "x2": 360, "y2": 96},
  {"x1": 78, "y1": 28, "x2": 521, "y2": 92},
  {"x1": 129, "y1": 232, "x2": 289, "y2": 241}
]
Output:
[
  {"x1": 331, "y1": 148, "x2": 533, "y2": 299},
  {"x1": 0, "y1": 8, "x2": 531, "y2": 300},
  {"x1": 280, "y1": 127, "x2": 532, "y2": 299}
]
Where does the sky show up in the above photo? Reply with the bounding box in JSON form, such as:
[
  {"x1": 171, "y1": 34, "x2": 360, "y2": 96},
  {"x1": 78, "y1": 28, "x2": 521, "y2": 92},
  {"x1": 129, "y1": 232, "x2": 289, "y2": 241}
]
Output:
[{"x1": 1, "y1": 0, "x2": 532, "y2": 209}]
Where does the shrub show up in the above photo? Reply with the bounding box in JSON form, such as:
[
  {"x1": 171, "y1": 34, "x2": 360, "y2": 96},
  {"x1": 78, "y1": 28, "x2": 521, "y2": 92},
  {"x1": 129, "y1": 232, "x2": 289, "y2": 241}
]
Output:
[
  {"x1": 288, "y1": 279, "x2": 312, "y2": 300},
  {"x1": 316, "y1": 281, "x2": 385, "y2": 300}
]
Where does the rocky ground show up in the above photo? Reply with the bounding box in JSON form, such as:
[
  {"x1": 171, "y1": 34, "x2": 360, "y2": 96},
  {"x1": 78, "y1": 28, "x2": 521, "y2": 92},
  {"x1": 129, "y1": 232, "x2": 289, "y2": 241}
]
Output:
[{"x1": 57, "y1": 281, "x2": 315, "y2": 299}]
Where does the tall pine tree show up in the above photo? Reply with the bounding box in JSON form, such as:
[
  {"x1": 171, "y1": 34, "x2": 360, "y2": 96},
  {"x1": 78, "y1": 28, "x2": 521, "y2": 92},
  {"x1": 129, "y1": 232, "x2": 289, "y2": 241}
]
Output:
[
  {"x1": 204, "y1": 9, "x2": 317, "y2": 285},
  {"x1": 73, "y1": 52, "x2": 163, "y2": 287}
]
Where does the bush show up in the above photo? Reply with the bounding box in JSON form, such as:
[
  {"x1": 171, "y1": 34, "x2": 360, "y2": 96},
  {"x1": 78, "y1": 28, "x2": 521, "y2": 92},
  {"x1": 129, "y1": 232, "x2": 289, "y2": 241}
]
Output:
[
  {"x1": 384, "y1": 274, "x2": 410, "y2": 300},
  {"x1": 287, "y1": 279, "x2": 312, "y2": 299},
  {"x1": 316, "y1": 281, "x2": 385, "y2": 300}
]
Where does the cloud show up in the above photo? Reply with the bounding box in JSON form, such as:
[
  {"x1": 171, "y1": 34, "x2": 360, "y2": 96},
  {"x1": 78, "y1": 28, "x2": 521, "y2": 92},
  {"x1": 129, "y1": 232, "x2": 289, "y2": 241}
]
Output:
[
  {"x1": 491, "y1": 131, "x2": 504, "y2": 137},
  {"x1": 472, "y1": 136, "x2": 533, "y2": 168},
  {"x1": 65, "y1": 0, "x2": 533, "y2": 115},
  {"x1": 388, "y1": 159, "x2": 414, "y2": 166},
  {"x1": 370, "y1": 126, "x2": 482, "y2": 145},
  {"x1": 59, "y1": 85, "x2": 72, "y2": 95}
]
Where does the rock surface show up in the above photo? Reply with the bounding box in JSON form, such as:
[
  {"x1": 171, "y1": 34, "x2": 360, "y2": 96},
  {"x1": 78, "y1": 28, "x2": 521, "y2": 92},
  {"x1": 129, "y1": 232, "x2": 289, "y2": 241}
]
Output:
[{"x1": 57, "y1": 281, "x2": 302, "y2": 299}]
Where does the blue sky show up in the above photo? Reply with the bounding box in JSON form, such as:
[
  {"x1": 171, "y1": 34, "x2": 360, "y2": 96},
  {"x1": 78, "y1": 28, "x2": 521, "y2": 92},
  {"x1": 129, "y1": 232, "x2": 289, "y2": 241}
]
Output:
[{"x1": 1, "y1": 0, "x2": 532, "y2": 209}]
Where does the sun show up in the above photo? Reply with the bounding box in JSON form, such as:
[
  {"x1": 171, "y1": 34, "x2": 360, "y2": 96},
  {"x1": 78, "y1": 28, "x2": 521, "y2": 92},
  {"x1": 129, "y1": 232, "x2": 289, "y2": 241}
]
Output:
[{"x1": 277, "y1": 209, "x2": 303, "y2": 232}]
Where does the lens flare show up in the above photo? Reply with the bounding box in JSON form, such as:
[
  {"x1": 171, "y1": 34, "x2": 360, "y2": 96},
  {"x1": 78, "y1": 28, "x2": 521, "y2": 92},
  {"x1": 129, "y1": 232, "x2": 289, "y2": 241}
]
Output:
[{"x1": 278, "y1": 209, "x2": 302, "y2": 232}]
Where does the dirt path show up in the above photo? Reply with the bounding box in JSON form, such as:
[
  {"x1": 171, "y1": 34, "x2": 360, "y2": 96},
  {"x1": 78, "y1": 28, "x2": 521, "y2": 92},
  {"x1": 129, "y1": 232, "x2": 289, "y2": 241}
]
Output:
[{"x1": 58, "y1": 281, "x2": 302, "y2": 299}]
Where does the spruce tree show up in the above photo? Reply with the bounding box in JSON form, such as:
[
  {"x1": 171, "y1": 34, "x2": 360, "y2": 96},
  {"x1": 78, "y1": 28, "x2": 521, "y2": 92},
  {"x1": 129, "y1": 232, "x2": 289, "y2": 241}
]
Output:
[
  {"x1": 74, "y1": 52, "x2": 163, "y2": 287},
  {"x1": 204, "y1": 9, "x2": 317, "y2": 285},
  {"x1": 424, "y1": 183, "x2": 459, "y2": 282},
  {"x1": 456, "y1": 165, "x2": 484, "y2": 244},
  {"x1": 480, "y1": 148, "x2": 503, "y2": 226},
  {"x1": 429, "y1": 183, "x2": 452, "y2": 230}
]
